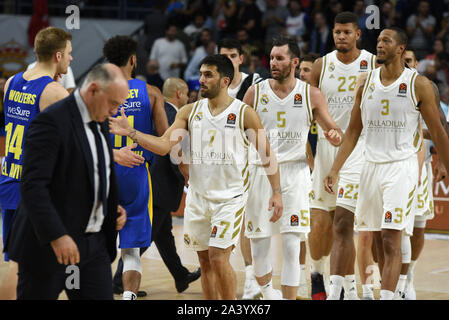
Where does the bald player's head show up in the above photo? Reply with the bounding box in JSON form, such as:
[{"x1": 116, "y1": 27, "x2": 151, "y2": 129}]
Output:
[{"x1": 163, "y1": 77, "x2": 189, "y2": 107}]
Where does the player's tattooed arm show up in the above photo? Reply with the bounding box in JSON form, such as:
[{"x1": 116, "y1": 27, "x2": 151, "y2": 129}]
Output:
[
  {"x1": 422, "y1": 81, "x2": 449, "y2": 139},
  {"x1": 417, "y1": 75, "x2": 449, "y2": 175}
]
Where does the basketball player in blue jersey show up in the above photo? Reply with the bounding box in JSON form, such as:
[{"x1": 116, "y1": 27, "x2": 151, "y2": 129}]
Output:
[
  {"x1": 0, "y1": 27, "x2": 72, "y2": 299},
  {"x1": 103, "y1": 35, "x2": 169, "y2": 300}
]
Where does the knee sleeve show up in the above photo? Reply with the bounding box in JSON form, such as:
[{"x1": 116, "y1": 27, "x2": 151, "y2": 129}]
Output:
[
  {"x1": 401, "y1": 233, "x2": 411, "y2": 264},
  {"x1": 250, "y1": 237, "x2": 272, "y2": 278},
  {"x1": 281, "y1": 233, "x2": 301, "y2": 286},
  {"x1": 122, "y1": 248, "x2": 142, "y2": 274},
  {"x1": 414, "y1": 218, "x2": 426, "y2": 229}
]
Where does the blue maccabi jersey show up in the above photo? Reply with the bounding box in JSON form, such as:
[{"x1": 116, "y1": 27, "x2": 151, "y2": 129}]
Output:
[
  {"x1": 110, "y1": 78, "x2": 153, "y2": 162},
  {"x1": 0, "y1": 72, "x2": 53, "y2": 209},
  {"x1": 111, "y1": 78, "x2": 154, "y2": 248}
]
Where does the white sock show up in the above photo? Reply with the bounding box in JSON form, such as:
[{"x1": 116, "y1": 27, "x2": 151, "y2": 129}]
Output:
[
  {"x1": 328, "y1": 275, "x2": 344, "y2": 299},
  {"x1": 311, "y1": 258, "x2": 323, "y2": 274},
  {"x1": 260, "y1": 280, "x2": 278, "y2": 299},
  {"x1": 123, "y1": 290, "x2": 137, "y2": 300},
  {"x1": 396, "y1": 274, "x2": 407, "y2": 294},
  {"x1": 380, "y1": 289, "x2": 394, "y2": 300},
  {"x1": 245, "y1": 265, "x2": 255, "y2": 280},
  {"x1": 344, "y1": 274, "x2": 357, "y2": 292},
  {"x1": 299, "y1": 264, "x2": 307, "y2": 285},
  {"x1": 362, "y1": 284, "x2": 374, "y2": 298},
  {"x1": 407, "y1": 260, "x2": 417, "y2": 282}
]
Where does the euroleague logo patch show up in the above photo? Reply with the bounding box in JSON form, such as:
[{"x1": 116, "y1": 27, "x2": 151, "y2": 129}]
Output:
[
  {"x1": 384, "y1": 211, "x2": 392, "y2": 223},
  {"x1": 399, "y1": 83, "x2": 407, "y2": 94},
  {"x1": 211, "y1": 226, "x2": 218, "y2": 238},
  {"x1": 294, "y1": 93, "x2": 303, "y2": 105},
  {"x1": 290, "y1": 214, "x2": 299, "y2": 226},
  {"x1": 360, "y1": 59, "x2": 368, "y2": 70},
  {"x1": 227, "y1": 113, "x2": 236, "y2": 125},
  {"x1": 338, "y1": 187, "x2": 344, "y2": 198}
]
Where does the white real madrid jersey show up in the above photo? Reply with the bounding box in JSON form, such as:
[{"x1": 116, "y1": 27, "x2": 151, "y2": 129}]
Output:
[
  {"x1": 187, "y1": 98, "x2": 250, "y2": 201},
  {"x1": 360, "y1": 67, "x2": 421, "y2": 163},
  {"x1": 318, "y1": 49, "x2": 376, "y2": 138},
  {"x1": 250, "y1": 78, "x2": 313, "y2": 164}
]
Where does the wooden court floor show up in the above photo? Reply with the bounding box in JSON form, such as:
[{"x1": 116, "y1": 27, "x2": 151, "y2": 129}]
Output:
[{"x1": 0, "y1": 218, "x2": 448, "y2": 300}]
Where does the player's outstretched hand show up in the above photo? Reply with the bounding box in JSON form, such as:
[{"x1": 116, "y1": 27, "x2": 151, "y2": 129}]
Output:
[
  {"x1": 324, "y1": 129, "x2": 342, "y2": 146},
  {"x1": 109, "y1": 107, "x2": 131, "y2": 136},
  {"x1": 116, "y1": 143, "x2": 145, "y2": 168},
  {"x1": 268, "y1": 191, "x2": 283, "y2": 223},
  {"x1": 324, "y1": 170, "x2": 338, "y2": 195}
]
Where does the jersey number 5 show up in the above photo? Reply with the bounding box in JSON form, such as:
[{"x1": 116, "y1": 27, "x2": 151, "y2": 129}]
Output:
[{"x1": 277, "y1": 112, "x2": 286, "y2": 128}]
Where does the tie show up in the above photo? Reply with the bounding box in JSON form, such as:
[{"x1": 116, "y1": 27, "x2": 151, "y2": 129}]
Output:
[{"x1": 88, "y1": 121, "x2": 107, "y2": 218}]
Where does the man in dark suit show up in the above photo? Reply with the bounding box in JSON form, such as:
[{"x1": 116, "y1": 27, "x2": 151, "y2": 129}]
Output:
[
  {"x1": 150, "y1": 78, "x2": 200, "y2": 292},
  {"x1": 5, "y1": 63, "x2": 129, "y2": 300}
]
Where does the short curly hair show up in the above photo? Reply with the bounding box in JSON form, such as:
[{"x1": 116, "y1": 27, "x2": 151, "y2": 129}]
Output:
[{"x1": 103, "y1": 35, "x2": 138, "y2": 67}]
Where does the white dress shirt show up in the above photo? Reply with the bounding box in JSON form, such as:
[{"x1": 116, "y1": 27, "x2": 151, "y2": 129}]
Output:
[{"x1": 74, "y1": 89, "x2": 111, "y2": 233}]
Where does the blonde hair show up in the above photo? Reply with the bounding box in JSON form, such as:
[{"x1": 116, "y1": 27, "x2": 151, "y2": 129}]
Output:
[{"x1": 34, "y1": 27, "x2": 72, "y2": 62}]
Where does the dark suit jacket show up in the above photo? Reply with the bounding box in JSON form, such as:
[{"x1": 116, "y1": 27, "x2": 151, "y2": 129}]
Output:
[
  {"x1": 5, "y1": 93, "x2": 119, "y2": 272},
  {"x1": 150, "y1": 102, "x2": 185, "y2": 212}
]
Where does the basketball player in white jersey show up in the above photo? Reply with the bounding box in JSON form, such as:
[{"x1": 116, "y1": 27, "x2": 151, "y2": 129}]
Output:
[
  {"x1": 399, "y1": 49, "x2": 449, "y2": 299},
  {"x1": 243, "y1": 36, "x2": 343, "y2": 300},
  {"x1": 325, "y1": 27, "x2": 449, "y2": 300},
  {"x1": 308, "y1": 12, "x2": 376, "y2": 300},
  {"x1": 110, "y1": 54, "x2": 283, "y2": 300},
  {"x1": 296, "y1": 52, "x2": 319, "y2": 299},
  {"x1": 218, "y1": 38, "x2": 263, "y2": 300}
]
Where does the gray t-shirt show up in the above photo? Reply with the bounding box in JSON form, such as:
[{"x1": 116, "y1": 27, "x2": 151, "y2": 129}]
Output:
[{"x1": 407, "y1": 14, "x2": 436, "y2": 52}]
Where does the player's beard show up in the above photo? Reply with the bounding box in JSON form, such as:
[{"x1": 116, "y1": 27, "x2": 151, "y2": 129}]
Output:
[
  {"x1": 201, "y1": 82, "x2": 220, "y2": 99},
  {"x1": 271, "y1": 63, "x2": 292, "y2": 82},
  {"x1": 336, "y1": 46, "x2": 350, "y2": 53}
]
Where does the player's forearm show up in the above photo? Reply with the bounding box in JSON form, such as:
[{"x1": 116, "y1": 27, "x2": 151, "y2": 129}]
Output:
[
  {"x1": 306, "y1": 141, "x2": 314, "y2": 170},
  {"x1": 330, "y1": 129, "x2": 358, "y2": 174},
  {"x1": 260, "y1": 146, "x2": 281, "y2": 193},
  {"x1": 264, "y1": 162, "x2": 281, "y2": 194},
  {"x1": 127, "y1": 128, "x2": 170, "y2": 156},
  {"x1": 417, "y1": 142, "x2": 425, "y2": 172}
]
